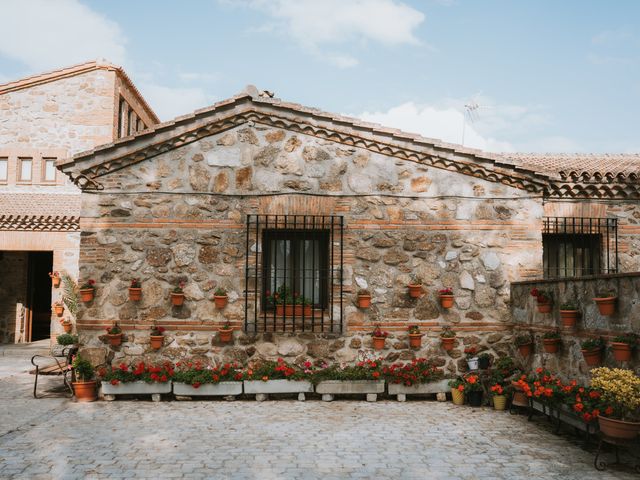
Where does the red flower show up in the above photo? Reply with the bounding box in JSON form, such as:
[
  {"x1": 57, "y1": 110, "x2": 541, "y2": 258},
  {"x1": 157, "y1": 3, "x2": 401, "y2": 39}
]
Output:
[
  {"x1": 372, "y1": 371, "x2": 380, "y2": 378},
  {"x1": 110, "y1": 379, "x2": 119, "y2": 385},
  {"x1": 573, "y1": 403, "x2": 584, "y2": 412},
  {"x1": 119, "y1": 363, "x2": 128, "y2": 372},
  {"x1": 530, "y1": 288, "x2": 539, "y2": 297},
  {"x1": 192, "y1": 382, "x2": 201, "y2": 389},
  {"x1": 160, "y1": 374, "x2": 167, "y2": 382},
  {"x1": 605, "y1": 406, "x2": 614, "y2": 415}
]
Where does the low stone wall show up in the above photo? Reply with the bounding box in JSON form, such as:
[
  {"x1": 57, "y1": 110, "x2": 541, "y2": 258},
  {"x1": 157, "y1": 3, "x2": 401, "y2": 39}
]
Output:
[
  {"x1": 78, "y1": 329, "x2": 516, "y2": 377},
  {"x1": 511, "y1": 273, "x2": 640, "y2": 382}
]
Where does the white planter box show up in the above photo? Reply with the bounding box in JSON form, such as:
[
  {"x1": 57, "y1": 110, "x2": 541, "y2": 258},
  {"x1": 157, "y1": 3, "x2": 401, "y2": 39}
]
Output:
[
  {"x1": 315, "y1": 380, "x2": 385, "y2": 398},
  {"x1": 388, "y1": 379, "x2": 451, "y2": 396},
  {"x1": 101, "y1": 381, "x2": 172, "y2": 401},
  {"x1": 243, "y1": 379, "x2": 313, "y2": 394},
  {"x1": 173, "y1": 382, "x2": 242, "y2": 396}
]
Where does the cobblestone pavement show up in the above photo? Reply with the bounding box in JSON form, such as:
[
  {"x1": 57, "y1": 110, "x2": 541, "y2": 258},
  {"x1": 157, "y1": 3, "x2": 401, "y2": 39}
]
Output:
[{"x1": 0, "y1": 354, "x2": 638, "y2": 479}]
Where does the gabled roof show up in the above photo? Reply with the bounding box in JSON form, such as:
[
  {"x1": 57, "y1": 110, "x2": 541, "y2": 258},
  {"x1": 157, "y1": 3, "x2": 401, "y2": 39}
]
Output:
[
  {"x1": 60, "y1": 86, "x2": 550, "y2": 194},
  {"x1": 0, "y1": 59, "x2": 159, "y2": 124}
]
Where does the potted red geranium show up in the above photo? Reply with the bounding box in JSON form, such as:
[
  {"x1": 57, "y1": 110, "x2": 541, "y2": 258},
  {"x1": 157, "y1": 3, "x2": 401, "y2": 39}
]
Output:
[
  {"x1": 79, "y1": 279, "x2": 95, "y2": 302},
  {"x1": 438, "y1": 287, "x2": 454, "y2": 308},
  {"x1": 530, "y1": 287, "x2": 552, "y2": 313},
  {"x1": 149, "y1": 324, "x2": 165, "y2": 350},
  {"x1": 371, "y1": 325, "x2": 388, "y2": 350},
  {"x1": 105, "y1": 322, "x2": 123, "y2": 347},
  {"x1": 129, "y1": 278, "x2": 142, "y2": 301}
]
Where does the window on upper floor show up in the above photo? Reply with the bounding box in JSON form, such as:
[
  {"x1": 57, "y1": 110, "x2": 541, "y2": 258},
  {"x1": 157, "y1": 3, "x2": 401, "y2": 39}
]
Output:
[
  {"x1": 0, "y1": 158, "x2": 7, "y2": 182},
  {"x1": 18, "y1": 158, "x2": 32, "y2": 182},
  {"x1": 542, "y1": 217, "x2": 618, "y2": 278},
  {"x1": 42, "y1": 158, "x2": 57, "y2": 182},
  {"x1": 117, "y1": 98, "x2": 127, "y2": 138},
  {"x1": 128, "y1": 110, "x2": 136, "y2": 136}
]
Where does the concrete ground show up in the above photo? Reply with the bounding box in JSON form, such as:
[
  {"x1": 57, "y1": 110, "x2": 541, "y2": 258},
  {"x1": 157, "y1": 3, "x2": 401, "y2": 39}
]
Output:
[{"x1": 0, "y1": 343, "x2": 638, "y2": 480}]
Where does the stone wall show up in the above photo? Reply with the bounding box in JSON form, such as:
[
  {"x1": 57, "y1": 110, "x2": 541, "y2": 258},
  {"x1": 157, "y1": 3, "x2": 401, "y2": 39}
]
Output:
[
  {"x1": 0, "y1": 252, "x2": 28, "y2": 343},
  {"x1": 511, "y1": 273, "x2": 640, "y2": 382},
  {"x1": 75, "y1": 124, "x2": 543, "y2": 371}
]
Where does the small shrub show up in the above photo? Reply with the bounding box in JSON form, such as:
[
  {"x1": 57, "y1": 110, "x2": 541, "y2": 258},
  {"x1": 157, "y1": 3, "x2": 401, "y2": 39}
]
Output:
[{"x1": 57, "y1": 334, "x2": 78, "y2": 346}]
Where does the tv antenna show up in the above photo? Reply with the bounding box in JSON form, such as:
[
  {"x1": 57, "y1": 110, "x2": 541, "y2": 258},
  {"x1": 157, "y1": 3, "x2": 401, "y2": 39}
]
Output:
[{"x1": 461, "y1": 101, "x2": 480, "y2": 146}]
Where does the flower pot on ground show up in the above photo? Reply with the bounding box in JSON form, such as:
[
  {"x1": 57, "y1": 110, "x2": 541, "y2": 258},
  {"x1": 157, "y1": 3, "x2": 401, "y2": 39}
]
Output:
[
  {"x1": 530, "y1": 287, "x2": 552, "y2": 313},
  {"x1": 511, "y1": 380, "x2": 529, "y2": 408},
  {"x1": 408, "y1": 275, "x2": 423, "y2": 298},
  {"x1": 171, "y1": 282, "x2": 185, "y2": 306},
  {"x1": 448, "y1": 378, "x2": 465, "y2": 405},
  {"x1": 440, "y1": 328, "x2": 456, "y2": 351},
  {"x1": 218, "y1": 322, "x2": 233, "y2": 343},
  {"x1": 464, "y1": 346, "x2": 479, "y2": 370},
  {"x1": 173, "y1": 361, "x2": 243, "y2": 396},
  {"x1": 371, "y1": 325, "x2": 388, "y2": 350},
  {"x1": 438, "y1": 287, "x2": 454, "y2": 308},
  {"x1": 129, "y1": 278, "x2": 142, "y2": 301},
  {"x1": 49, "y1": 271, "x2": 61, "y2": 288},
  {"x1": 407, "y1": 325, "x2": 422, "y2": 349},
  {"x1": 611, "y1": 332, "x2": 637, "y2": 362},
  {"x1": 79, "y1": 279, "x2": 95, "y2": 302},
  {"x1": 593, "y1": 293, "x2": 616, "y2": 316},
  {"x1": 105, "y1": 322, "x2": 123, "y2": 347},
  {"x1": 100, "y1": 361, "x2": 174, "y2": 401},
  {"x1": 149, "y1": 324, "x2": 165, "y2": 350},
  {"x1": 244, "y1": 358, "x2": 315, "y2": 400},
  {"x1": 468, "y1": 389, "x2": 483, "y2": 407},
  {"x1": 542, "y1": 331, "x2": 561, "y2": 353},
  {"x1": 591, "y1": 367, "x2": 640, "y2": 440},
  {"x1": 72, "y1": 355, "x2": 97, "y2": 402},
  {"x1": 356, "y1": 290, "x2": 371, "y2": 308},
  {"x1": 581, "y1": 338, "x2": 604, "y2": 366},
  {"x1": 384, "y1": 359, "x2": 446, "y2": 400},
  {"x1": 213, "y1": 287, "x2": 228, "y2": 309},
  {"x1": 490, "y1": 384, "x2": 508, "y2": 411},
  {"x1": 464, "y1": 374, "x2": 483, "y2": 407},
  {"x1": 477, "y1": 353, "x2": 491, "y2": 370},
  {"x1": 52, "y1": 302, "x2": 64, "y2": 317},
  {"x1": 515, "y1": 333, "x2": 533, "y2": 358}
]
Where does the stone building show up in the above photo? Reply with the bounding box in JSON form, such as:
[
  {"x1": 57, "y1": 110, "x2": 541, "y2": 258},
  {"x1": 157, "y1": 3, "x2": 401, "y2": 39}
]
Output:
[
  {"x1": 58, "y1": 84, "x2": 640, "y2": 377},
  {"x1": 0, "y1": 60, "x2": 158, "y2": 343}
]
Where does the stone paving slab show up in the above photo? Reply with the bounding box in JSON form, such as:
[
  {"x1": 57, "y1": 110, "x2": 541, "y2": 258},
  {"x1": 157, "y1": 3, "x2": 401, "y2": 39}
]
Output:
[{"x1": 0, "y1": 370, "x2": 638, "y2": 480}]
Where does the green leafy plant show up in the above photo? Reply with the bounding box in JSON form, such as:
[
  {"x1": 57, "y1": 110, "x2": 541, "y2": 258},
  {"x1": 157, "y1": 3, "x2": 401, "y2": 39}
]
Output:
[
  {"x1": 79, "y1": 279, "x2": 95, "y2": 290},
  {"x1": 560, "y1": 302, "x2": 577, "y2": 310},
  {"x1": 357, "y1": 289, "x2": 370, "y2": 296},
  {"x1": 220, "y1": 321, "x2": 232, "y2": 330},
  {"x1": 478, "y1": 352, "x2": 492, "y2": 360},
  {"x1": 515, "y1": 333, "x2": 533, "y2": 346},
  {"x1": 172, "y1": 282, "x2": 185, "y2": 294},
  {"x1": 106, "y1": 322, "x2": 122, "y2": 335},
  {"x1": 543, "y1": 331, "x2": 561, "y2": 340},
  {"x1": 100, "y1": 361, "x2": 174, "y2": 384},
  {"x1": 462, "y1": 373, "x2": 483, "y2": 392},
  {"x1": 440, "y1": 327, "x2": 455, "y2": 338},
  {"x1": 72, "y1": 355, "x2": 95, "y2": 382},
  {"x1": 61, "y1": 272, "x2": 79, "y2": 317},
  {"x1": 312, "y1": 359, "x2": 383, "y2": 383},
  {"x1": 382, "y1": 358, "x2": 443, "y2": 386},
  {"x1": 581, "y1": 337, "x2": 604, "y2": 351},
  {"x1": 130, "y1": 278, "x2": 141, "y2": 288},
  {"x1": 594, "y1": 290, "x2": 616, "y2": 298},
  {"x1": 57, "y1": 334, "x2": 78, "y2": 346},
  {"x1": 244, "y1": 358, "x2": 309, "y2": 381},
  {"x1": 150, "y1": 324, "x2": 165, "y2": 336},
  {"x1": 173, "y1": 360, "x2": 243, "y2": 387},
  {"x1": 409, "y1": 274, "x2": 422, "y2": 285},
  {"x1": 612, "y1": 332, "x2": 638, "y2": 346},
  {"x1": 408, "y1": 325, "x2": 421, "y2": 335},
  {"x1": 214, "y1": 287, "x2": 227, "y2": 296}
]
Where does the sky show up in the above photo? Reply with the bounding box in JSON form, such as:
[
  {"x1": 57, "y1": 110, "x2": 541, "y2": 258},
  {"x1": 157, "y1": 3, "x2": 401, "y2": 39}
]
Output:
[{"x1": 1, "y1": 0, "x2": 639, "y2": 153}]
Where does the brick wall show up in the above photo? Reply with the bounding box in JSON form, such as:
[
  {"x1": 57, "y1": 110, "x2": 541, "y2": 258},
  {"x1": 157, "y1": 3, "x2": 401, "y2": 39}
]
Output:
[{"x1": 0, "y1": 252, "x2": 28, "y2": 342}]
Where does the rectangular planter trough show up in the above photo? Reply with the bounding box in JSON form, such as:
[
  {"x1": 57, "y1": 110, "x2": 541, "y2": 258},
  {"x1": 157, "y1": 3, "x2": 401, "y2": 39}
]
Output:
[
  {"x1": 243, "y1": 379, "x2": 313, "y2": 401},
  {"x1": 387, "y1": 379, "x2": 451, "y2": 402},
  {"x1": 315, "y1": 380, "x2": 385, "y2": 402},
  {"x1": 101, "y1": 381, "x2": 172, "y2": 402},
  {"x1": 173, "y1": 382, "x2": 242, "y2": 398}
]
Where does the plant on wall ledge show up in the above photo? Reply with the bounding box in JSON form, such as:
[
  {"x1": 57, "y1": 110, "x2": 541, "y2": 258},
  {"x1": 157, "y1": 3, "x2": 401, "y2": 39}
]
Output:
[
  {"x1": 581, "y1": 337, "x2": 604, "y2": 367},
  {"x1": 515, "y1": 332, "x2": 534, "y2": 358},
  {"x1": 213, "y1": 287, "x2": 228, "y2": 309},
  {"x1": 593, "y1": 291, "x2": 617, "y2": 316},
  {"x1": 610, "y1": 332, "x2": 637, "y2": 362},
  {"x1": 440, "y1": 327, "x2": 456, "y2": 351},
  {"x1": 371, "y1": 325, "x2": 388, "y2": 351},
  {"x1": 542, "y1": 330, "x2": 561, "y2": 353},
  {"x1": 408, "y1": 275, "x2": 423, "y2": 298},
  {"x1": 356, "y1": 289, "x2": 371, "y2": 309},
  {"x1": 60, "y1": 318, "x2": 72, "y2": 333},
  {"x1": 105, "y1": 322, "x2": 123, "y2": 347},
  {"x1": 49, "y1": 271, "x2": 61, "y2": 288},
  {"x1": 171, "y1": 282, "x2": 185, "y2": 306},
  {"x1": 438, "y1": 287, "x2": 454, "y2": 308},
  {"x1": 530, "y1": 288, "x2": 552, "y2": 313},
  {"x1": 129, "y1": 279, "x2": 142, "y2": 301},
  {"x1": 79, "y1": 279, "x2": 95, "y2": 302},
  {"x1": 559, "y1": 302, "x2": 579, "y2": 327},
  {"x1": 407, "y1": 325, "x2": 422, "y2": 349},
  {"x1": 218, "y1": 321, "x2": 234, "y2": 343},
  {"x1": 52, "y1": 301, "x2": 64, "y2": 317},
  {"x1": 149, "y1": 323, "x2": 165, "y2": 350}
]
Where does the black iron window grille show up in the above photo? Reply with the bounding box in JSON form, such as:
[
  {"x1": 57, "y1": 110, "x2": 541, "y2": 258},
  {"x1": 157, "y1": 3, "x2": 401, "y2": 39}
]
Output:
[
  {"x1": 244, "y1": 215, "x2": 344, "y2": 333},
  {"x1": 542, "y1": 217, "x2": 618, "y2": 278}
]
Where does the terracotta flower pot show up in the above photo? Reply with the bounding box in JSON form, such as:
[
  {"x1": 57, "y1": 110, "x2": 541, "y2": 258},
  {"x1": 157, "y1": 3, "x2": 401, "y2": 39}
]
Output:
[
  {"x1": 451, "y1": 388, "x2": 464, "y2": 405},
  {"x1": 107, "y1": 333, "x2": 123, "y2": 347},
  {"x1": 408, "y1": 333, "x2": 422, "y2": 349},
  {"x1": 62, "y1": 322, "x2": 72, "y2": 333},
  {"x1": 536, "y1": 301, "x2": 552, "y2": 314},
  {"x1": 581, "y1": 347, "x2": 602, "y2": 366},
  {"x1": 276, "y1": 304, "x2": 284, "y2": 316},
  {"x1": 284, "y1": 304, "x2": 294, "y2": 316},
  {"x1": 560, "y1": 309, "x2": 578, "y2": 327},
  {"x1": 53, "y1": 304, "x2": 64, "y2": 317},
  {"x1": 611, "y1": 342, "x2": 632, "y2": 362},
  {"x1": 219, "y1": 328, "x2": 233, "y2": 343},
  {"x1": 517, "y1": 343, "x2": 533, "y2": 358},
  {"x1": 543, "y1": 338, "x2": 560, "y2": 353},
  {"x1": 213, "y1": 295, "x2": 228, "y2": 309},
  {"x1": 150, "y1": 335, "x2": 164, "y2": 350},
  {"x1": 129, "y1": 287, "x2": 142, "y2": 301},
  {"x1": 72, "y1": 380, "x2": 97, "y2": 402},
  {"x1": 357, "y1": 294, "x2": 371, "y2": 308},
  {"x1": 171, "y1": 292, "x2": 185, "y2": 306},
  {"x1": 493, "y1": 395, "x2": 507, "y2": 411},
  {"x1": 292, "y1": 305, "x2": 312, "y2": 316},
  {"x1": 79, "y1": 288, "x2": 94, "y2": 302},
  {"x1": 372, "y1": 336, "x2": 386, "y2": 350},
  {"x1": 51, "y1": 275, "x2": 61, "y2": 288},
  {"x1": 593, "y1": 296, "x2": 616, "y2": 316},
  {"x1": 468, "y1": 390, "x2": 483, "y2": 407},
  {"x1": 597, "y1": 415, "x2": 640, "y2": 440},
  {"x1": 439, "y1": 294, "x2": 454, "y2": 309},
  {"x1": 408, "y1": 284, "x2": 423, "y2": 298},
  {"x1": 441, "y1": 337, "x2": 455, "y2": 351}
]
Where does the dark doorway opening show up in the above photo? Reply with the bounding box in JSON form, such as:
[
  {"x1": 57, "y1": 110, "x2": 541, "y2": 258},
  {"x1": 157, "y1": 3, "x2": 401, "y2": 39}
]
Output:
[{"x1": 27, "y1": 252, "x2": 53, "y2": 341}]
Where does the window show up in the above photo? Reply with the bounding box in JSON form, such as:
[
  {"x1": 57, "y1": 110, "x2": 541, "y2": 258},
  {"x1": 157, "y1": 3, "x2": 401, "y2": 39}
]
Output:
[
  {"x1": 117, "y1": 98, "x2": 127, "y2": 138},
  {"x1": 137, "y1": 118, "x2": 145, "y2": 132},
  {"x1": 42, "y1": 158, "x2": 57, "y2": 182},
  {"x1": 18, "y1": 158, "x2": 32, "y2": 182},
  {"x1": 0, "y1": 158, "x2": 7, "y2": 182},
  {"x1": 128, "y1": 110, "x2": 136, "y2": 136},
  {"x1": 244, "y1": 215, "x2": 344, "y2": 333},
  {"x1": 543, "y1": 217, "x2": 617, "y2": 278}
]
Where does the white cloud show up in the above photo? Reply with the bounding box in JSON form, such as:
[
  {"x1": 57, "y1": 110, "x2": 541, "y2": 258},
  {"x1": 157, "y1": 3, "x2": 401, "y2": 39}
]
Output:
[
  {"x1": 356, "y1": 101, "x2": 514, "y2": 152},
  {"x1": 234, "y1": 0, "x2": 425, "y2": 67},
  {"x1": 0, "y1": 0, "x2": 126, "y2": 70},
  {"x1": 138, "y1": 83, "x2": 216, "y2": 121}
]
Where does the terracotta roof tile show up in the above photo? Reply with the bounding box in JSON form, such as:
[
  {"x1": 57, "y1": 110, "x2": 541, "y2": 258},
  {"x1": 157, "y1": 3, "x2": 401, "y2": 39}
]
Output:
[{"x1": 506, "y1": 153, "x2": 640, "y2": 180}]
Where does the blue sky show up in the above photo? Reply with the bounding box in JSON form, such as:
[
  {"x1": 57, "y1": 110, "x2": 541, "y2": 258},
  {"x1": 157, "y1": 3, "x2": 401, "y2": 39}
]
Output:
[{"x1": 1, "y1": 0, "x2": 639, "y2": 153}]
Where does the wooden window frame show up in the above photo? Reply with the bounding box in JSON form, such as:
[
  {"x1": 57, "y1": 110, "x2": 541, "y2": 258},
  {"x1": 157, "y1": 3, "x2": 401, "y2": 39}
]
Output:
[
  {"x1": 41, "y1": 157, "x2": 57, "y2": 184},
  {"x1": 17, "y1": 157, "x2": 33, "y2": 184}
]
